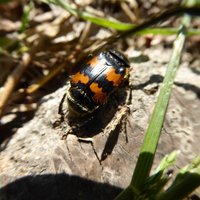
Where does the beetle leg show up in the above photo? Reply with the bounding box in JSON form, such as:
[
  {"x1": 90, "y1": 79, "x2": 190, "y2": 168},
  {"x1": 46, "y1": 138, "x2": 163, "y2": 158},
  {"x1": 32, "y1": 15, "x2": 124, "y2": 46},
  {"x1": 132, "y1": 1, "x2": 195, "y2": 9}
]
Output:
[
  {"x1": 100, "y1": 105, "x2": 130, "y2": 161},
  {"x1": 78, "y1": 137, "x2": 102, "y2": 165},
  {"x1": 58, "y1": 93, "x2": 67, "y2": 117},
  {"x1": 127, "y1": 81, "x2": 132, "y2": 106},
  {"x1": 52, "y1": 93, "x2": 67, "y2": 128}
]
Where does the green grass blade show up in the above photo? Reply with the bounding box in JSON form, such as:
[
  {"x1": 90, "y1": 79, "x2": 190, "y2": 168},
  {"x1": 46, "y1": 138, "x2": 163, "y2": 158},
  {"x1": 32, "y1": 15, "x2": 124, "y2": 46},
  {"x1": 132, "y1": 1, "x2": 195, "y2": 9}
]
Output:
[
  {"x1": 130, "y1": 12, "x2": 191, "y2": 190},
  {"x1": 157, "y1": 157, "x2": 200, "y2": 200},
  {"x1": 136, "y1": 27, "x2": 200, "y2": 35},
  {"x1": 154, "y1": 151, "x2": 179, "y2": 174},
  {"x1": 44, "y1": 0, "x2": 134, "y2": 31},
  {"x1": 44, "y1": 0, "x2": 200, "y2": 35},
  {"x1": 114, "y1": 13, "x2": 191, "y2": 200},
  {"x1": 81, "y1": 13, "x2": 134, "y2": 31},
  {"x1": 157, "y1": 171, "x2": 200, "y2": 200}
]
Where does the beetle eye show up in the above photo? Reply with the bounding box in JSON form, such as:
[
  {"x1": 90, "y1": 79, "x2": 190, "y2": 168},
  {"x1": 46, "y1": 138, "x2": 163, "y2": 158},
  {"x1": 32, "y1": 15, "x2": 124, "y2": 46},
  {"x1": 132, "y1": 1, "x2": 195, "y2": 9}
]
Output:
[{"x1": 119, "y1": 67, "x2": 125, "y2": 73}]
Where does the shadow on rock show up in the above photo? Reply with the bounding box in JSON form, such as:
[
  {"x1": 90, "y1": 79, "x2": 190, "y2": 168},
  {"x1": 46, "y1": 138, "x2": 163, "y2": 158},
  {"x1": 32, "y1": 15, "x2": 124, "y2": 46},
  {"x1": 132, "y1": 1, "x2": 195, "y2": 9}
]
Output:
[{"x1": 0, "y1": 173, "x2": 123, "y2": 200}]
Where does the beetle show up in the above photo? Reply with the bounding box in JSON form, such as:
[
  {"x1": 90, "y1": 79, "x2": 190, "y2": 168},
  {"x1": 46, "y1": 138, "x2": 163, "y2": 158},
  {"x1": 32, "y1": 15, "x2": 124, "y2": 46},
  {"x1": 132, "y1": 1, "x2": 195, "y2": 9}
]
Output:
[{"x1": 66, "y1": 49, "x2": 130, "y2": 116}]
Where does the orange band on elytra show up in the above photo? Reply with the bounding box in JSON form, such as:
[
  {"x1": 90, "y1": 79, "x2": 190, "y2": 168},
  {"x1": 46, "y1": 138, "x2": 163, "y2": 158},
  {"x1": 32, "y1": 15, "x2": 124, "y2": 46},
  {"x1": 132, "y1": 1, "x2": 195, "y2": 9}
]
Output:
[
  {"x1": 71, "y1": 72, "x2": 90, "y2": 84},
  {"x1": 106, "y1": 68, "x2": 124, "y2": 86},
  {"x1": 89, "y1": 82, "x2": 107, "y2": 103}
]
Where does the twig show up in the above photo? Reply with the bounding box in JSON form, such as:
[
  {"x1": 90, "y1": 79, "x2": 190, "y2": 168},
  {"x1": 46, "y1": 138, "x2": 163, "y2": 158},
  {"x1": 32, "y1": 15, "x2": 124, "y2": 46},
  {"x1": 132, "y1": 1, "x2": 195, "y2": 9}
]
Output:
[
  {"x1": 120, "y1": 2, "x2": 137, "y2": 23},
  {"x1": 25, "y1": 62, "x2": 65, "y2": 94},
  {"x1": 0, "y1": 53, "x2": 31, "y2": 118}
]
